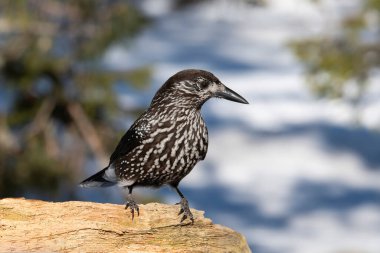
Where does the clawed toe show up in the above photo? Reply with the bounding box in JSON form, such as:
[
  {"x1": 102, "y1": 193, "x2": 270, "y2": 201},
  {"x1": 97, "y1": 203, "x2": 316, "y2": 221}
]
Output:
[
  {"x1": 125, "y1": 200, "x2": 139, "y2": 220},
  {"x1": 178, "y1": 198, "x2": 194, "y2": 224}
]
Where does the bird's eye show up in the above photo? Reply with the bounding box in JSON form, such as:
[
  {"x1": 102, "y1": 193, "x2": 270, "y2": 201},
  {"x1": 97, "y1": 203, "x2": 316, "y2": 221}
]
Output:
[
  {"x1": 195, "y1": 78, "x2": 209, "y2": 90},
  {"x1": 200, "y1": 81, "x2": 209, "y2": 89}
]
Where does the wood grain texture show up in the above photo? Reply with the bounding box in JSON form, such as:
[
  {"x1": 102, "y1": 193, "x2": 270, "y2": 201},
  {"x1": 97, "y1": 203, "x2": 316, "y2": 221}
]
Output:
[{"x1": 0, "y1": 198, "x2": 251, "y2": 253}]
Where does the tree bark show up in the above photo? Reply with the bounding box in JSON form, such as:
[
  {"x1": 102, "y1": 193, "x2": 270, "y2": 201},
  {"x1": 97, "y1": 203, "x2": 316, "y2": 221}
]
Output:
[{"x1": 0, "y1": 198, "x2": 251, "y2": 253}]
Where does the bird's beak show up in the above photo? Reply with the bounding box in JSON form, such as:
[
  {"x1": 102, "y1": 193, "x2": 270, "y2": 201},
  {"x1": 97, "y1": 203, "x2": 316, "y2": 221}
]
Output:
[{"x1": 214, "y1": 84, "x2": 249, "y2": 104}]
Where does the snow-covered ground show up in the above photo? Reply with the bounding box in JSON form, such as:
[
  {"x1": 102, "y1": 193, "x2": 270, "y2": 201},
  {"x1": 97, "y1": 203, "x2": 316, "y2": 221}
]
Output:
[{"x1": 102, "y1": 1, "x2": 380, "y2": 252}]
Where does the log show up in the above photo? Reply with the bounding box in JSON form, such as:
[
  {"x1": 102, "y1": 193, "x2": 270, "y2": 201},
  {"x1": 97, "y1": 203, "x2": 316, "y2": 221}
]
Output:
[{"x1": 0, "y1": 198, "x2": 251, "y2": 253}]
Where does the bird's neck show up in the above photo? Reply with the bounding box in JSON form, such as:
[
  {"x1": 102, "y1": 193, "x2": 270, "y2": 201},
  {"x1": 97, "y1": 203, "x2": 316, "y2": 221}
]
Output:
[
  {"x1": 147, "y1": 101, "x2": 202, "y2": 122},
  {"x1": 150, "y1": 90, "x2": 205, "y2": 111}
]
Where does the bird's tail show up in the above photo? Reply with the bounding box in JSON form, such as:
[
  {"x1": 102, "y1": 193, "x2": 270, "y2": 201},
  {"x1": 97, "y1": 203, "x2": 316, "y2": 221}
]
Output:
[{"x1": 79, "y1": 167, "x2": 116, "y2": 188}]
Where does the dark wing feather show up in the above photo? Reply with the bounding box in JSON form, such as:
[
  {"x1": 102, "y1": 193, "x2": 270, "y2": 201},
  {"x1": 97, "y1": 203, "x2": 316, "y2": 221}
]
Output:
[{"x1": 109, "y1": 124, "x2": 145, "y2": 165}]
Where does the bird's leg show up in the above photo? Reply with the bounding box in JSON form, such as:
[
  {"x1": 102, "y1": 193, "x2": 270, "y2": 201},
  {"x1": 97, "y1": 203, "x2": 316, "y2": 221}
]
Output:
[
  {"x1": 124, "y1": 186, "x2": 139, "y2": 220},
  {"x1": 175, "y1": 187, "x2": 194, "y2": 224}
]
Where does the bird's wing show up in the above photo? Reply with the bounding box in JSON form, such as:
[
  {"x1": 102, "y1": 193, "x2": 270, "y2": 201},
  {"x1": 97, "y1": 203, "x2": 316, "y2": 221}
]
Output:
[{"x1": 109, "y1": 119, "x2": 150, "y2": 165}]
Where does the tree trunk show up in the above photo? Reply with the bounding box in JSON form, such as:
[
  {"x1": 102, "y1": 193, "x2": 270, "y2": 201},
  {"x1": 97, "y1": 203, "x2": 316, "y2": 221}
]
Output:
[{"x1": 0, "y1": 198, "x2": 251, "y2": 253}]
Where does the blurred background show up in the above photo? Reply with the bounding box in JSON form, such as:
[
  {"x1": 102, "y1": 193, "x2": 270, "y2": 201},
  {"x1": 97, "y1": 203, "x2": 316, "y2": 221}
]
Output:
[{"x1": 0, "y1": 0, "x2": 379, "y2": 252}]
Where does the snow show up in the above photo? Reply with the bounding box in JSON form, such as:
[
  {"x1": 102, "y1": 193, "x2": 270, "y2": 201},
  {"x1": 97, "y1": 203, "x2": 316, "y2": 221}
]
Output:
[{"x1": 102, "y1": 0, "x2": 380, "y2": 252}]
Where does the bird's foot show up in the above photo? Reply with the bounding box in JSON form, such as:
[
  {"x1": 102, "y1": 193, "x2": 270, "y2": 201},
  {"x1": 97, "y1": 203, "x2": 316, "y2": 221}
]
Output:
[
  {"x1": 177, "y1": 198, "x2": 194, "y2": 224},
  {"x1": 125, "y1": 199, "x2": 139, "y2": 220}
]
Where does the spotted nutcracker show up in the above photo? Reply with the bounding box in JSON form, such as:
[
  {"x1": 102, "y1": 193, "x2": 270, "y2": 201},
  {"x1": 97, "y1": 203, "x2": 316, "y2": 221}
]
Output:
[{"x1": 80, "y1": 69, "x2": 249, "y2": 223}]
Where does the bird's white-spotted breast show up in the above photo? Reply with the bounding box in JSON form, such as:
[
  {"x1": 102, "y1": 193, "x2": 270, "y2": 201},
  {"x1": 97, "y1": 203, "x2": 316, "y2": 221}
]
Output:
[{"x1": 114, "y1": 107, "x2": 208, "y2": 187}]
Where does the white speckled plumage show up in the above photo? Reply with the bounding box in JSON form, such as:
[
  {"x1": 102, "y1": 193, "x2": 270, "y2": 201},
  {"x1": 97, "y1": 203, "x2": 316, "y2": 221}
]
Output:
[{"x1": 110, "y1": 104, "x2": 208, "y2": 187}]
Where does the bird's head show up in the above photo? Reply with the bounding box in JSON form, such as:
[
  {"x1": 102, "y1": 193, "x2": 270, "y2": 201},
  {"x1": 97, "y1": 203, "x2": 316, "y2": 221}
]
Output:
[{"x1": 151, "y1": 69, "x2": 249, "y2": 109}]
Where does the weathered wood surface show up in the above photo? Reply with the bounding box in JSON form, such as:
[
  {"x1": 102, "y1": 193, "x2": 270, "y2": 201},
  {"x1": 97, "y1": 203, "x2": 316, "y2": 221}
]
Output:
[{"x1": 0, "y1": 198, "x2": 251, "y2": 253}]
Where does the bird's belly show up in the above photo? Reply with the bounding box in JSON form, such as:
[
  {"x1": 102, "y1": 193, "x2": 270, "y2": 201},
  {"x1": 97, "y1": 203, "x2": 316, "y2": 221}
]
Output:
[
  {"x1": 114, "y1": 137, "x2": 206, "y2": 187},
  {"x1": 136, "y1": 145, "x2": 200, "y2": 186},
  {"x1": 114, "y1": 114, "x2": 208, "y2": 187}
]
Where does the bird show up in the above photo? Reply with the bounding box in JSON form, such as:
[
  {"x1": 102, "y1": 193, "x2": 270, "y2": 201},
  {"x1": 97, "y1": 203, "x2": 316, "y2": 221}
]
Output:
[{"x1": 80, "y1": 69, "x2": 249, "y2": 223}]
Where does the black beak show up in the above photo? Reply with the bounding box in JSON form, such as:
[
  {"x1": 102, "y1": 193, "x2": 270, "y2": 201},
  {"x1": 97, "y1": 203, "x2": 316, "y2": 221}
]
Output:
[{"x1": 214, "y1": 85, "x2": 249, "y2": 104}]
